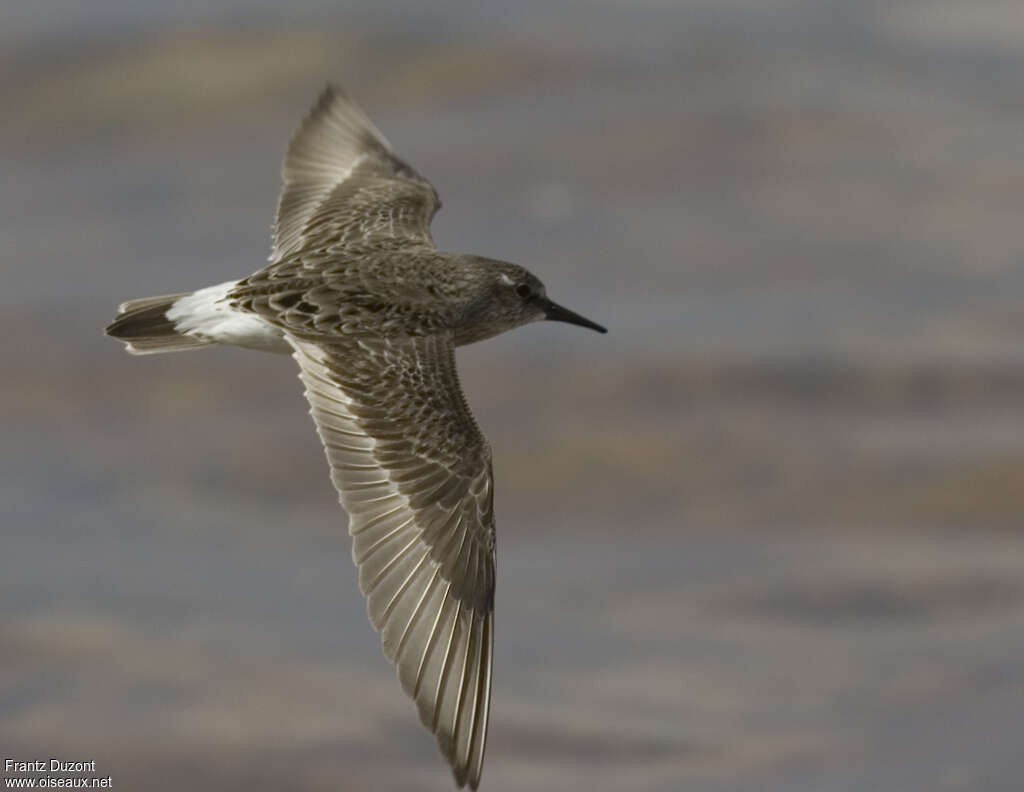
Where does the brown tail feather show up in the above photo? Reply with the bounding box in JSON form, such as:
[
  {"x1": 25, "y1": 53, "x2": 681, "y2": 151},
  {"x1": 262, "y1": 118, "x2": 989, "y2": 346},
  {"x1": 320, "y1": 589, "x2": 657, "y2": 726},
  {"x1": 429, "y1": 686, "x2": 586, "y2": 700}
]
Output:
[{"x1": 105, "y1": 293, "x2": 211, "y2": 355}]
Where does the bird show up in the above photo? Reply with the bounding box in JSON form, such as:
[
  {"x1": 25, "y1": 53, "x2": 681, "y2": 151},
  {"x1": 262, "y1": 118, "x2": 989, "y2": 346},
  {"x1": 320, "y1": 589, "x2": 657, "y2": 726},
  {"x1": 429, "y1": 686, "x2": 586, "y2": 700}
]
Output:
[{"x1": 105, "y1": 84, "x2": 606, "y2": 789}]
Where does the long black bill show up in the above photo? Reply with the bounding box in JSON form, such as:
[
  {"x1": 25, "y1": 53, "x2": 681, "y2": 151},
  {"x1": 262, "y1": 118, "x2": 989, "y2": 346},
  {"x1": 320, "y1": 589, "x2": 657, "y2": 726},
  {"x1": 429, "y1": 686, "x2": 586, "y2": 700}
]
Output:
[{"x1": 541, "y1": 298, "x2": 607, "y2": 333}]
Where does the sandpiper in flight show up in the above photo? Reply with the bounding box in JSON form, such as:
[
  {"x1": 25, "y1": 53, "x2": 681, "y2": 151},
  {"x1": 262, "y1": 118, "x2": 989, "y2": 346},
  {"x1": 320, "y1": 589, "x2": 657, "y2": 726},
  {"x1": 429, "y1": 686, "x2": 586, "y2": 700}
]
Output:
[{"x1": 106, "y1": 85, "x2": 606, "y2": 789}]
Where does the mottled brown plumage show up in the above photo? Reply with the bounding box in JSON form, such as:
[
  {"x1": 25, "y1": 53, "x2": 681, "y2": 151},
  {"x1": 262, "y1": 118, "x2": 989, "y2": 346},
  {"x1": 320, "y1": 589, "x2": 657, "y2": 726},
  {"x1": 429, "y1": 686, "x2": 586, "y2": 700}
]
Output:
[{"x1": 105, "y1": 84, "x2": 605, "y2": 790}]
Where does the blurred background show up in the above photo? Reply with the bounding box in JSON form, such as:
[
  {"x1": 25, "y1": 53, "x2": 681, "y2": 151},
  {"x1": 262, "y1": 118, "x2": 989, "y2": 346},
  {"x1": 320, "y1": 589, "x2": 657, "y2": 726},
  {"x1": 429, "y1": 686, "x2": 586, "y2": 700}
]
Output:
[{"x1": 3, "y1": 1, "x2": 1024, "y2": 790}]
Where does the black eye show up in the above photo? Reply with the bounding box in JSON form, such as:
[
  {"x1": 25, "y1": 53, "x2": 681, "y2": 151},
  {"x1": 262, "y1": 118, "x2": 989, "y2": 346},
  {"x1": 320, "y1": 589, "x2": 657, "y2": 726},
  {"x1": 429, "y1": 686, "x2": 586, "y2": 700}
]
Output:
[{"x1": 515, "y1": 283, "x2": 533, "y2": 299}]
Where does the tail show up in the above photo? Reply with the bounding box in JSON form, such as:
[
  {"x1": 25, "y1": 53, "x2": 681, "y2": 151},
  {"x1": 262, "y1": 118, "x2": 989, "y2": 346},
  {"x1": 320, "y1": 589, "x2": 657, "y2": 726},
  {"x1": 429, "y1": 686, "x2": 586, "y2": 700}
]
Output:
[{"x1": 105, "y1": 293, "x2": 213, "y2": 355}]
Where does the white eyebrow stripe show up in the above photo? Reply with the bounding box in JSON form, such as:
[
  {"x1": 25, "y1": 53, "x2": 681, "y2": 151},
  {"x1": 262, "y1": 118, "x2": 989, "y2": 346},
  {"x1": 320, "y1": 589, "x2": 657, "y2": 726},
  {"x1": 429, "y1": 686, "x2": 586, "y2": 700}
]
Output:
[{"x1": 498, "y1": 274, "x2": 514, "y2": 285}]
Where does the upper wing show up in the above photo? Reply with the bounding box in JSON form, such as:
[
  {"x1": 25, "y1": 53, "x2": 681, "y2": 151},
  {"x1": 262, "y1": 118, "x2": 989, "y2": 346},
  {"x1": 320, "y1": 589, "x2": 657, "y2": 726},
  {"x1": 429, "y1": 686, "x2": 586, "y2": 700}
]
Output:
[
  {"x1": 288, "y1": 333, "x2": 494, "y2": 790},
  {"x1": 272, "y1": 85, "x2": 441, "y2": 261}
]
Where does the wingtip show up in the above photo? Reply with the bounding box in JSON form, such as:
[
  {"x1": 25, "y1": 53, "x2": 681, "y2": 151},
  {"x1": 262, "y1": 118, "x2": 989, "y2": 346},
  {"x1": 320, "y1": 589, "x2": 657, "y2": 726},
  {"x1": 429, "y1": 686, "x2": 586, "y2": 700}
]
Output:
[
  {"x1": 314, "y1": 81, "x2": 358, "y2": 114},
  {"x1": 308, "y1": 83, "x2": 341, "y2": 120},
  {"x1": 319, "y1": 82, "x2": 340, "y2": 105},
  {"x1": 450, "y1": 760, "x2": 481, "y2": 790}
]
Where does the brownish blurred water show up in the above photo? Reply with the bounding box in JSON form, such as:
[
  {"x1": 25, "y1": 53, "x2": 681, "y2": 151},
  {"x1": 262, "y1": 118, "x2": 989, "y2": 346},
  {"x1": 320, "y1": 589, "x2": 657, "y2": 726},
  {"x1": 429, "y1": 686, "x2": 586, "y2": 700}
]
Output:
[{"x1": 3, "y1": 2, "x2": 1024, "y2": 790}]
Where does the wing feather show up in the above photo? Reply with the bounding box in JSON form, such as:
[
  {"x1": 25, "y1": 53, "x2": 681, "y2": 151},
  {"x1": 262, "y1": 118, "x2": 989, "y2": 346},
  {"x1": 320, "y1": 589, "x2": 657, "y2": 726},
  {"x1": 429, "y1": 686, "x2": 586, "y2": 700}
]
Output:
[
  {"x1": 288, "y1": 334, "x2": 494, "y2": 790},
  {"x1": 273, "y1": 85, "x2": 440, "y2": 261},
  {"x1": 432, "y1": 599, "x2": 464, "y2": 733}
]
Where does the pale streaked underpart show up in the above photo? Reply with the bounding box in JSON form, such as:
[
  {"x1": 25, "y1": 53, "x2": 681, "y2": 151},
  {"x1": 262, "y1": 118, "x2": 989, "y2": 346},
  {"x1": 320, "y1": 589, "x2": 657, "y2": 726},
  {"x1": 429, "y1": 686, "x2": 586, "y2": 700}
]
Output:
[{"x1": 105, "y1": 84, "x2": 605, "y2": 790}]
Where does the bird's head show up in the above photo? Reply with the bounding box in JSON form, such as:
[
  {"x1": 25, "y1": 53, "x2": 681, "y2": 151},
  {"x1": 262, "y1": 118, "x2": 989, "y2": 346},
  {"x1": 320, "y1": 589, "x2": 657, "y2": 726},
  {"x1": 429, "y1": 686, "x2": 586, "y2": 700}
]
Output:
[{"x1": 457, "y1": 258, "x2": 607, "y2": 344}]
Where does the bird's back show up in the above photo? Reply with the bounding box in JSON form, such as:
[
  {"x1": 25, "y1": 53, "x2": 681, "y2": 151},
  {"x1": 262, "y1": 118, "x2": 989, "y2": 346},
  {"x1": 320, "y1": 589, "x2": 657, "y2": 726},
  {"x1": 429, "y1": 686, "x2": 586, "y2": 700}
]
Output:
[{"x1": 228, "y1": 244, "x2": 478, "y2": 340}]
